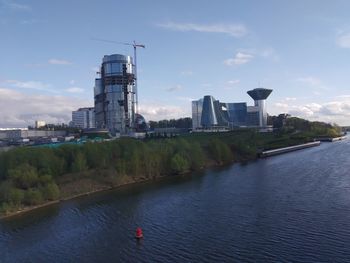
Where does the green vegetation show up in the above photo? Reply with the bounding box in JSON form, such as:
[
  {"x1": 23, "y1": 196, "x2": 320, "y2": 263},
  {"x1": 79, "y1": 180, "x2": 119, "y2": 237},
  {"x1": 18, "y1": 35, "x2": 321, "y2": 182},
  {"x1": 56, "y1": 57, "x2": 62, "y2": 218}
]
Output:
[{"x1": 0, "y1": 118, "x2": 341, "y2": 217}]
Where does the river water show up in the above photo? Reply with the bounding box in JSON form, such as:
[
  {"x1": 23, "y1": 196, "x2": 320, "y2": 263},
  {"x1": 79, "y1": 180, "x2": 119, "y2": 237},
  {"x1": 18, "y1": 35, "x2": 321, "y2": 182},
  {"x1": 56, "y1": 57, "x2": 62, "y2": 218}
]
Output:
[{"x1": 1, "y1": 139, "x2": 350, "y2": 262}]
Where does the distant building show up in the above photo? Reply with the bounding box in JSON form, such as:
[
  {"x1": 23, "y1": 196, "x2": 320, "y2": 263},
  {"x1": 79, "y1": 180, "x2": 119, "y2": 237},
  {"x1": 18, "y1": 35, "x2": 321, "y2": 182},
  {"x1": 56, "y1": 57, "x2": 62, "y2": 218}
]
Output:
[
  {"x1": 0, "y1": 129, "x2": 66, "y2": 141},
  {"x1": 35, "y1": 120, "x2": 46, "y2": 129},
  {"x1": 71, "y1": 107, "x2": 95, "y2": 129},
  {"x1": 192, "y1": 88, "x2": 273, "y2": 130},
  {"x1": 94, "y1": 54, "x2": 136, "y2": 135}
]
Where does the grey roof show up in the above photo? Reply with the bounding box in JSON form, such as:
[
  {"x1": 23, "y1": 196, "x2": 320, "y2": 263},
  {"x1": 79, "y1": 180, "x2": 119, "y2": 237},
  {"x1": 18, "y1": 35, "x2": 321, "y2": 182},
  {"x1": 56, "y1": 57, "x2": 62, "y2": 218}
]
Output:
[{"x1": 247, "y1": 88, "x2": 272, "y2": 100}]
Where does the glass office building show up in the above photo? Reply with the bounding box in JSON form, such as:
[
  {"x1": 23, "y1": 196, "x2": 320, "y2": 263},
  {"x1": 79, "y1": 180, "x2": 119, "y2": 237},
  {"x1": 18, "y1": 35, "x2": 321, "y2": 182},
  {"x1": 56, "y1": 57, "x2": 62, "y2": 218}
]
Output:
[
  {"x1": 226, "y1": 103, "x2": 247, "y2": 127},
  {"x1": 192, "y1": 88, "x2": 272, "y2": 130},
  {"x1": 94, "y1": 54, "x2": 136, "y2": 135}
]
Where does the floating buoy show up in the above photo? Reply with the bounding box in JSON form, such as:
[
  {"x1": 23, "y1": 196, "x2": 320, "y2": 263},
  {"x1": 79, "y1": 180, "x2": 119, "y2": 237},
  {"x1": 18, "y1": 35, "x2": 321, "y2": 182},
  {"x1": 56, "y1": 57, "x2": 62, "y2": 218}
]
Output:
[{"x1": 135, "y1": 227, "x2": 143, "y2": 239}]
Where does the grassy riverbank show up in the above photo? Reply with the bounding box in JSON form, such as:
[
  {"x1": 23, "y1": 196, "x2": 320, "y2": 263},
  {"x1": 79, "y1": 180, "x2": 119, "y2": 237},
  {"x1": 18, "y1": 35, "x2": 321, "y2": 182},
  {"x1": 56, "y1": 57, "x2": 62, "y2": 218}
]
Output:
[{"x1": 0, "y1": 125, "x2": 341, "y2": 218}]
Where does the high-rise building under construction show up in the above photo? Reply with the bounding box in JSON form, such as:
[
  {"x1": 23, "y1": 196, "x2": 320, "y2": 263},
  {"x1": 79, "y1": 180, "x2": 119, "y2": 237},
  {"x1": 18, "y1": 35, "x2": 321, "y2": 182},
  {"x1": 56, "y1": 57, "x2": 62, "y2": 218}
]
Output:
[{"x1": 94, "y1": 54, "x2": 136, "y2": 135}]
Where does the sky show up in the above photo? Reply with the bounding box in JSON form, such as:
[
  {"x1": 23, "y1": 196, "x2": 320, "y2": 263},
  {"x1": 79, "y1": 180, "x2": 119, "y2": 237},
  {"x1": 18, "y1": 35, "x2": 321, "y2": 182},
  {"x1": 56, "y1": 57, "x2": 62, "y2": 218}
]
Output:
[{"x1": 1, "y1": 0, "x2": 350, "y2": 127}]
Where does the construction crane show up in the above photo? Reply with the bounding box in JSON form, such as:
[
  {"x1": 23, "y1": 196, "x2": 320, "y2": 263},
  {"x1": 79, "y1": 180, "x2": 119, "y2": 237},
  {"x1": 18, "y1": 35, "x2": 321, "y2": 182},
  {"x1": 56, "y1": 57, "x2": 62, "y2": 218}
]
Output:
[{"x1": 91, "y1": 37, "x2": 145, "y2": 114}]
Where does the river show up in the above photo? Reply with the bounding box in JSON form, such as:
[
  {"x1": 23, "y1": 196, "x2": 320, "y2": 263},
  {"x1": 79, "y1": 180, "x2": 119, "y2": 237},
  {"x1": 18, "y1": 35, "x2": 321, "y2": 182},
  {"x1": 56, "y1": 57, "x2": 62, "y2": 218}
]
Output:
[{"x1": 1, "y1": 139, "x2": 350, "y2": 262}]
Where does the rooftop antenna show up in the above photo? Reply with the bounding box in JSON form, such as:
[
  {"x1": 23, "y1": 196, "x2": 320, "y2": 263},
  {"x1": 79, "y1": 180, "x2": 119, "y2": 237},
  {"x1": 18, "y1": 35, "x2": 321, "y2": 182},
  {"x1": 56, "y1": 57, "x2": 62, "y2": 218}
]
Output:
[{"x1": 91, "y1": 37, "x2": 145, "y2": 114}]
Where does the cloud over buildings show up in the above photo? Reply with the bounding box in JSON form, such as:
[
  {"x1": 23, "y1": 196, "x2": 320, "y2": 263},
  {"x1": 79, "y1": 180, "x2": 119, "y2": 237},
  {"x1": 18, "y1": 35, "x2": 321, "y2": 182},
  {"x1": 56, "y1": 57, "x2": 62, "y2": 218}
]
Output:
[
  {"x1": 0, "y1": 88, "x2": 92, "y2": 128},
  {"x1": 272, "y1": 97, "x2": 350, "y2": 125}
]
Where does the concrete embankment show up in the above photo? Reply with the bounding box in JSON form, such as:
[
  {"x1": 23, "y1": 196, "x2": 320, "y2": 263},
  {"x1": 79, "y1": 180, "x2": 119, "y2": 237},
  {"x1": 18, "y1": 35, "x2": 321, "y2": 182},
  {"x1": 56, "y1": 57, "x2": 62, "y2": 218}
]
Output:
[
  {"x1": 260, "y1": 141, "x2": 321, "y2": 158},
  {"x1": 315, "y1": 136, "x2": 347, "y2": 142}
]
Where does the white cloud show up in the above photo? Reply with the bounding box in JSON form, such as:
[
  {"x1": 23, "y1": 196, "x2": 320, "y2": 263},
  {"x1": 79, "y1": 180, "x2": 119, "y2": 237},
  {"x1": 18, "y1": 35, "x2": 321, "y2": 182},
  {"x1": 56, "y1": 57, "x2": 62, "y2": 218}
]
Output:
[
  {"x1": 0, "y1": 88, "x2": 92, "y2": 128},
  {"x1": 272, "y1": 99, "x2": 350, "y2": 125},
  {"x1": 48, "y1": 59, "x2": 72, "y2": 65},
  {"x1": 6, "y1": 79, "x2": 54, "y2": 92},
  {"x1": 157, "y1": 22, "x2": 247, "y2": 37},
  {"x1": 224, "y1": 52, "x2": 254, "y2": 66},
  {"x1": 336, "y1": 32, "x2": 350, "y2": 48},
  {"x1": 66, "y1": 87, "x2": 84, "y2": 93},
  {"x1": 69, "y1": 80, "x2": 76, "y2": 85},
  {"x1": 139, "y1": 103, "x2": 189, "y2": 121},
  {"x1": 165, "y1": 84, "x2": 182, "y2": 92}
]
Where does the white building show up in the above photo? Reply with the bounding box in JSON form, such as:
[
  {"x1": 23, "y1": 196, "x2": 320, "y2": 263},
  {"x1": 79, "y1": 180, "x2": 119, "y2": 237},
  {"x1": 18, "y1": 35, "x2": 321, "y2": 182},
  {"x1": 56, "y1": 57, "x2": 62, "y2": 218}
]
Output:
[
  {"x1": 192, "y1": 99, "x2": 203, "y2": 130},
  {"x1": 35, "y1": 120, "x2": 46, "y2": 128},
  {"x1": 71, "y1": 107, "x2": 95, "y2": 129}
]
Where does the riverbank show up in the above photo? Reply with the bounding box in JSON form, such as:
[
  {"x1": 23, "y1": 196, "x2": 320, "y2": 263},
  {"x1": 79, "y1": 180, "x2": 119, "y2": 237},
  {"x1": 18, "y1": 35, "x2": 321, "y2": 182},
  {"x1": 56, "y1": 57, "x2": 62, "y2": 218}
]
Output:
[
  {"x1": 0, "y1": 128, "x2": 342, "y2": 219},
  {"x1": 0, "y1": 163, "x2": 219, "y2": 220},
  {"x1": 315, "y1": 135, "x2": 347, "y2": 142},
  {"x1": 259, "y1": 141, "x2": 321, "y2": 157}
]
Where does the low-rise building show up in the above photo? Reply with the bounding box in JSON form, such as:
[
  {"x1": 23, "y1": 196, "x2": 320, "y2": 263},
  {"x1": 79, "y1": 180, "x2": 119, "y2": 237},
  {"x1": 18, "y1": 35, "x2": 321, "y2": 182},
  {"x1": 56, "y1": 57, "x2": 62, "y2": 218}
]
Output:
[{"x1": 71, "y1": 107, "x2": 95, "y2": 129}]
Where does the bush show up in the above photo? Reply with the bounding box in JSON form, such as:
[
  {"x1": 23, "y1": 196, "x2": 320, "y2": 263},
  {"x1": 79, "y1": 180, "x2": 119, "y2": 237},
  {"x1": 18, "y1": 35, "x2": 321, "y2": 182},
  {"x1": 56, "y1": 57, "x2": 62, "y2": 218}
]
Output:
[
  {"x1": 208, "y1": 139, "x2": 233, "y2": 164},
  {"x1": 8, "y1": 188, "x2": 24, "y2": 206},
  {"x1": 170, "y1": 153, "x2": 190, "y2": 174},
  {"x1": 8, "y1": 164, "x2": 39, "y2": 189},
  {"x1": 24, "y1": 189, "x2": 43, "y2": 206},
  {"x1": 0, "y1": 202, "x2": 12, "y2": 214},
  {"x1": 42, "y1": 183, "x2": 60, "y2": 200}
]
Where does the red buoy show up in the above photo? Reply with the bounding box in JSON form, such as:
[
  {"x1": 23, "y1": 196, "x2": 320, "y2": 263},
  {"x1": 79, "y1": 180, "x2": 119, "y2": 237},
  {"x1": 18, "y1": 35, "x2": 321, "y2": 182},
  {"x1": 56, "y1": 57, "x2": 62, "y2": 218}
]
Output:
[{"x1": 135, "y1": 227, "x2": 143, "y2": 239}]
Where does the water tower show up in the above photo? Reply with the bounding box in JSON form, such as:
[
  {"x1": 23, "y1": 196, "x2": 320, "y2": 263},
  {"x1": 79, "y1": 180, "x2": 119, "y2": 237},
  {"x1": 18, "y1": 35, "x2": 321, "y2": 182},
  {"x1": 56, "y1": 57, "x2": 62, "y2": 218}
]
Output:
[{"x1": 247, "y1": 88, "x2": 273, "y2": 127}]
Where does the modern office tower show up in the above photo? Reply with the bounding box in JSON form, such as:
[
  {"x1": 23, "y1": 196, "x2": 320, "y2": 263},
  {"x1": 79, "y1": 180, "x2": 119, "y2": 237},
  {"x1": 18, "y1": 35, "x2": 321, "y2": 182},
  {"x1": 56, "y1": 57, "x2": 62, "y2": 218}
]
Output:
[
  {"x1": 94, "y1": 54, "x2": 136, "y2": 135},
  {"x1": 226, "y1": 103, "x2": 247, "y2": 127},
  {"x1": 247, "y1": 88, "x2": 273, "y2": 127},
  {"x1": 192, "y1": 99, "x2": 203, "y2": 130},
  {"x1": 200, "y1": 95, "x2": 218, "y2": 128},
  {"x1": 194, "y1": 95, "x2": 229, "y2": 129},
  {"x1": 72, "y1": 107, "x2": 95, "y2": 129}
]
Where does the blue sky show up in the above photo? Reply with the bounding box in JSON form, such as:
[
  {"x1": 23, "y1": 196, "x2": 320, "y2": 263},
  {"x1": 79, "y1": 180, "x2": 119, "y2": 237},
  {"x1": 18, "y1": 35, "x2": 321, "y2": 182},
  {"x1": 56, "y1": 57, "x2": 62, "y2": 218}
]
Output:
[{"x1": 1, "y1": 0, "x2": 350, "y2": 127}]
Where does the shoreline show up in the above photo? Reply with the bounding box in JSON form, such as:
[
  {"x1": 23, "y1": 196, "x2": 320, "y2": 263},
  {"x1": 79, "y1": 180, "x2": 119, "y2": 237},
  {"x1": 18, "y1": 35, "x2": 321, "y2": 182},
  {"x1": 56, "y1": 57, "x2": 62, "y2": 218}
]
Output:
[
  {"x1": 0, "y1": 137, "x2": 342, "y2": 220},
  {"x1": 0, "y1": 165, "x2": 219, "y2": 220}
]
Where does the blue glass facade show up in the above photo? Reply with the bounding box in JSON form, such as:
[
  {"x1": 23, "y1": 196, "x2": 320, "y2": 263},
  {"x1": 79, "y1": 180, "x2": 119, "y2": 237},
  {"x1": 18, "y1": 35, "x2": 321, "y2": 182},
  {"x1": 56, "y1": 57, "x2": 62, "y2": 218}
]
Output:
[{"x1": 226, "y1": 103, "x2": 247, "y2": 126}]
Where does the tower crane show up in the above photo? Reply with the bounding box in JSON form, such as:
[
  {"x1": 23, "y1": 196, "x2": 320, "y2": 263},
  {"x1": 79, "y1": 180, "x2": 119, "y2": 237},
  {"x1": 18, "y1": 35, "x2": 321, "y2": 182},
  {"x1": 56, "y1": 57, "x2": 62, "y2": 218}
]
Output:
[{"x1": 91, "y1": 37, "x2": 145, "y2": 114}]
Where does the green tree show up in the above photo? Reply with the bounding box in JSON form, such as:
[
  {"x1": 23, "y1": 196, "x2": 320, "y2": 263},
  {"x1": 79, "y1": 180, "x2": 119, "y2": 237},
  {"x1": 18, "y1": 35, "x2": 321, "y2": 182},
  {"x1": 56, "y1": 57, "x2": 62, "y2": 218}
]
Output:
[
  {"x1": 42, "y1": 183, "x2": 60, "y2": 200},
  {"x1": 24, "y1": 189, "x2": 43, "y2": 206},
  {"x1": 8, "y1": 188, "x2": 24, "y2": 206},
  {"x1": 8, "y1": 164, "x2": 39, "y2": 189}
]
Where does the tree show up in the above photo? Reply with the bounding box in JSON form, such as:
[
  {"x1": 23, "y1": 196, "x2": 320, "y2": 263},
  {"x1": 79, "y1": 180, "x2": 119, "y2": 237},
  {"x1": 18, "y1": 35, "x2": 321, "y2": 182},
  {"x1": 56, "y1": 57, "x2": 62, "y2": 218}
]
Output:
[
  {"x1": 8, "y1": 164, "x2": 39, "y2": 189},
  {"x1": 8, "y1": 188, "x2": 24, "y2": 206},
  {"x1": 42, "y1": 183, "x2": 60, "y2": 200},
  {"x1": 24, "y1": 189, "x2": 43, "y2": 206}
]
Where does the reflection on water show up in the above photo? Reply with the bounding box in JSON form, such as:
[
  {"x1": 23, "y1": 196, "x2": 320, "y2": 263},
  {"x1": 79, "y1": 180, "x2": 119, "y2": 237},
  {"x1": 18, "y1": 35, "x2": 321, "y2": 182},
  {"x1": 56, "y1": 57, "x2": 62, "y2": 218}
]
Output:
[{"x1": 1, "y1": 139, "x2": 350, "y2": 262}]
